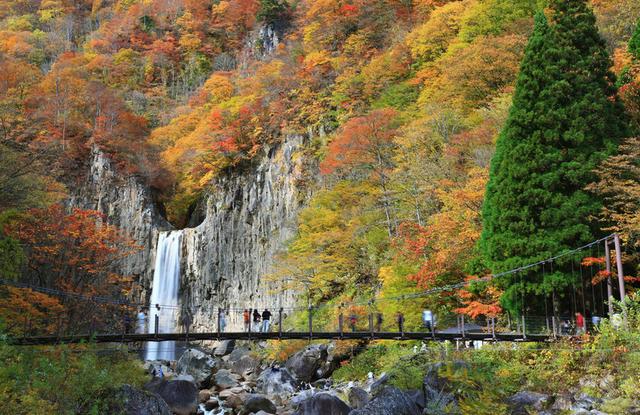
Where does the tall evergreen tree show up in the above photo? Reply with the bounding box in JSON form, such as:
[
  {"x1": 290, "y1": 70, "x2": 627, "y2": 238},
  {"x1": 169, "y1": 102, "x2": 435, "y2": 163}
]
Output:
[
  {"x1": 630, "y1": 18, "x2": 640, "y2": 60},
  {"x1": 480, "y1": 1, "x2": 628, "y2": 314}
]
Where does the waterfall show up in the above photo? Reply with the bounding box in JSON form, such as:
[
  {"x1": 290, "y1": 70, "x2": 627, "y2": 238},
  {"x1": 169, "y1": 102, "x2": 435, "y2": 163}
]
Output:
[{"x1": 145, "y1": 230, "x2": 183, "y2": 361}]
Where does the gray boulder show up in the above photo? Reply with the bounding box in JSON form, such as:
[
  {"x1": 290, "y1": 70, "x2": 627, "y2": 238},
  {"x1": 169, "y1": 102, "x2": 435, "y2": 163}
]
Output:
[
  {"x1": 368, "y1": 373, "x2": 389, "y2": 396},
  {"x1": 103, "y1": 384, "x2": 171, "y2": 415},
  {"x1": 507, "y1": 391, "x2": 551, "y2": 415},
  {"x1": 348, "y1": 387, "x2": 370, "y2": 410},
  {"x1": 286, "y1": 344, "x2": 332, "y2": 383},
  {"x1": 145, "y1": 378, "x2": 198, "y2": 415},
  {"x1": 227, "y1": 347, "x2": 251, "y2": 364},
  {"x1": 405, "y1": 389, "x2": 426, "y2": 411},
  {"x1": 214, "y1": 369, "x2": 241, "y2": 389},
  {"x1": 293, "y1": 392, "x2": 351, "y2": 415},
  {"x1": 214, "y1": 340, "x2": 236, "y2": 356},
  {"x1": 241, "y1": 394, "x2": 277, "y2": 414},
  {"x1": 176, "y1": 348, "x2": 219, "y2": 388},
  {"x1": 257, "y1": 367, "x2": 299, "y2": 396},
  {"x1": 349, "y1": 386, "x2": 420, "y2": 415},
  {"x1": 571, "y1": 394, "x2": 602, "y2": 412},
  {"x1": 231, "y1": 354, "x2": 261, "y2": 378}
]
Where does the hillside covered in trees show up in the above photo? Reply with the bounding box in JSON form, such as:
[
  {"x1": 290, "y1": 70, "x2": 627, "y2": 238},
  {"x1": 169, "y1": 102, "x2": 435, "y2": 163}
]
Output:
[
  {"x1": 1, "y1": 0, "x2": 640, "y2": 328},
  {"x1": 3, "y1": 0, "x2": 640, "y2": 412}
]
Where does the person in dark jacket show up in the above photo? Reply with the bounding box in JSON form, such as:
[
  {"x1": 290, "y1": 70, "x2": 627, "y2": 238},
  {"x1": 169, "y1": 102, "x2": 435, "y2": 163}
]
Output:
[
  {"x1": 376, "y1": 313, "x2": 383, "y2": 332},
  {"x1": 396, "y1": 312, "x2": 405, "y2": 333},
  {"x1": 252, "y1": 308, "x2": 261, "y2": 332},
  {"x1": 261, "y1": 309, "x2": 272, "y2": 332}
]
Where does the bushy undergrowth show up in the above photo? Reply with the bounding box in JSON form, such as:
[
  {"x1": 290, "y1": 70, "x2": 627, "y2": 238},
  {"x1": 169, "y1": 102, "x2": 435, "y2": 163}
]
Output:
[
  {"x1": 332, "y1": 298, "x2": 640, "y2": 414},
  {"x1": 0, "y1": 332, "x2": 147, "y2": 415}
]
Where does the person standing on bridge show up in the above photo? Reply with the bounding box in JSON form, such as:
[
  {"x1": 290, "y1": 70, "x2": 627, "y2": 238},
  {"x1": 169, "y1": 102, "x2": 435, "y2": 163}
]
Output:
[
  {"x1": 181, "y1": 309, "x2": 193, "y2": 334},
  {"x1": 575, "y1": 312, "x2": 585, "y2": 335},
  {"x1": 349, "y1": 314, "x2": 357, "y2": 332},
  {"x1": 422, "y1": 309, "x2": 434, "y2": 332},
  {"x1": 253, "y1": 308, "x2": 261, "y2": 332},
  {"x1": 262, "y1": 309, "x2": 272, "y2": 332},
  {"x1": 219, "y1": 309, "x2": 227, "y2": 333},
  {"x1": 136, "y1": 309, "x2": 147, "y2": 334},
  {"x1": 243, "y1": 309, "x2": 250, "y2": 332},
  {"x1": 396, "y1": 312, "x2": 404, "y2": 333},
  {"x1": 376, "y1": 313, "x2": 383, "y2": 332}
]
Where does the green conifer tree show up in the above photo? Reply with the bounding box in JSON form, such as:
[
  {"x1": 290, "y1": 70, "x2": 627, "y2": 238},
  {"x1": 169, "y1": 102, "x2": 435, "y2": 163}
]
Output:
[
  {"x1": 480, "y1": 1, "x2": 628, "y2": 314},
  {"x1": 629, "y1": 18, "x2": 640, "y2": 60}
]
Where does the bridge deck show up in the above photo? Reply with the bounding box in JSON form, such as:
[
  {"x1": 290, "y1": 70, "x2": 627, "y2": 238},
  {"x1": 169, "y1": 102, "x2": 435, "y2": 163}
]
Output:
[{"x1": 10, "y1": 331, "x2": 551, "y2": 346}]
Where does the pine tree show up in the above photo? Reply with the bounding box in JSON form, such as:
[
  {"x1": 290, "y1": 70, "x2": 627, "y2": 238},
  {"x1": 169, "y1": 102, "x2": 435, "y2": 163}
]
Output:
[
  {"x1": 479, "y1": 1, "x2": 628, "y2": 314},
  {"x1": 630, "y1": 18, "x2": 640, "y2": 60}
]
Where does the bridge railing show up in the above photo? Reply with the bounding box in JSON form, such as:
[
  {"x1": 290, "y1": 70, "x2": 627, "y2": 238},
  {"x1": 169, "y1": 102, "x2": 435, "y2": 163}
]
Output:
[{"x1": 10, "y1": 303, "x2": 605, "y2": 344}]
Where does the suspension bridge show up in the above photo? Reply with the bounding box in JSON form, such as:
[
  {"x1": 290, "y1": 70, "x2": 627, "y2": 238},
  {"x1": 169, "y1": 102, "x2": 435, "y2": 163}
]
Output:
[{"x1": 4, "y1": 234, "x2": 630, "y2": 347}]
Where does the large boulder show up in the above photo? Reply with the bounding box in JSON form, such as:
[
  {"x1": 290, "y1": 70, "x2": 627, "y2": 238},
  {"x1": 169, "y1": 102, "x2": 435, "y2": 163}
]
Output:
[
  {"x1": 293, "y1": 392, "x2": 351, "y2": 415},
  {"x1": 241, "y1": 394, "x2": 277, "y2": 414},
  {"x1": 103, "y1": 384, "x2": 171, "y2": 415},
  {"x1": 145, "y1": 378, "x2": 198, "y2": 415},
  {"x1": 285, "y1": 344, "x2": 334, "y2": 383},
  {"x1": 226, "y1": 347, "x2": 251, "y2": 365},
  {"x1": 349, "y1": 386, "x2": 421, "y2": 415},
  {"x1": 231, "y1": 354, "x2": 261, "y2": 378},
  {"x1": 347, "y1": 387, "x2": 370, "y2": 410},
  {"x1": 214, "y1": 340, "x2": 236, "y2": 356},
  {"x1": 507, "y1": 391, "x2": 551, "y2": 415},
  {"x1": 257, "y1": 367, "x2": 299, "y2": 396},
  {"x1": 176, "y1": 348, "x2": 220, "y2": 388},
  {"x1": 213, "y1": 369, "x2": 241, "y2": 389},
  {"x1": 405, "y1": 389, "x2": 426, "y2": 411}
]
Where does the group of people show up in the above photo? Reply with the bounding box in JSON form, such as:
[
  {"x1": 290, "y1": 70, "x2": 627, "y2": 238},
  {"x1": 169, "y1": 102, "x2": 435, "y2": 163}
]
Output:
[
  {"x1": 345, "y1": 310, "x2": 435, "y2": 333},
  {"x1": 132, "y1": 306, "x2": 276, "y2": 333},
  {"x1": 562, "y1": 310, "x2": 603, "y2": 335},
  {"x1": 243, "y1": 308, "x2": 273, "y2": 332}
]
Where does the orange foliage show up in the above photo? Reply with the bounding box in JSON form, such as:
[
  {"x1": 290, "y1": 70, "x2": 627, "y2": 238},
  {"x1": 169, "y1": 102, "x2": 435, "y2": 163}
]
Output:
[
  {"x1": 321, "y1": 108, "x2": 398, "y2": 179},
  {"x1": 397, "y1": 168, "x2": 488, "y2": 289},
  {"x1": 6, "y1": 204, "x2": 139, "y2": 298},
  {"x1": 0, "y1": 287, "x2": 64, "y2": 336},
  {"x1": 455, "y1": 276, "x2": 502, "y2": 318}
]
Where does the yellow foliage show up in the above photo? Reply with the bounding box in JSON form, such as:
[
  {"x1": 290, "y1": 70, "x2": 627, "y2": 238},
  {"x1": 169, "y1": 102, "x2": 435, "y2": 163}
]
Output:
[
  {"x1": 201, "y1": 73, "x2": 235, "y2": 104},
  {"x1": 405, "y1": 0, "x2": 469, "y2": 64}
]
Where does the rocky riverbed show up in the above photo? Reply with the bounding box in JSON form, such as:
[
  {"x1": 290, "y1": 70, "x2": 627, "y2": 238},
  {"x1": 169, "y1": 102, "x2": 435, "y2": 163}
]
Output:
[{"x1": 108, "y1": 341, "x2": 616, "y2": 415}]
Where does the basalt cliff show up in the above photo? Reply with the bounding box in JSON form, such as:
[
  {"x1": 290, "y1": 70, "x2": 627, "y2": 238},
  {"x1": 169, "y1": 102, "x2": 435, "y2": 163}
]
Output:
[{"x1": 70, "y1": 133, "x2": 315, "y2": 331}]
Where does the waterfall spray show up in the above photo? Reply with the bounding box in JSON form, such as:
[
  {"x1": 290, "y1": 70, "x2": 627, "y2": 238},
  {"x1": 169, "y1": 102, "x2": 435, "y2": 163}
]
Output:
[{"x1": 146, "y1": 230, "x2": 183, "y2": 361}]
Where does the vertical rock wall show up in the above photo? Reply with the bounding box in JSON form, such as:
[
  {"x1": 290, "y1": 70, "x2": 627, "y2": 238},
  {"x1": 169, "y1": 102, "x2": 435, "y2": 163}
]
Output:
[
  {"x1": 182, "y1": 135, "x2": 315, "y2": 331},
  {"x1": 68, "y1": 147, "x2": 172, "y2": 299},
  {"x1": 71, "y1": 135, "x2": 315, "y2": 331}
]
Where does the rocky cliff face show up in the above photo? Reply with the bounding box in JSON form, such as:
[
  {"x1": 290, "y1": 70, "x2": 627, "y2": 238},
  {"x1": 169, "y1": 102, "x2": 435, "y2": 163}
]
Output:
[
  {"x1": 68, "y1": 147, "x2": 172, "y2": 298},
  {"x1": 70, "y1": 24, "x2": 314, "y2": 331},
  {"x1": 70, "y1": 134, "x2": 315, "y2": 330},
  {"x1": 182, "y1": 134, "x2": 315, "y2": 331}
]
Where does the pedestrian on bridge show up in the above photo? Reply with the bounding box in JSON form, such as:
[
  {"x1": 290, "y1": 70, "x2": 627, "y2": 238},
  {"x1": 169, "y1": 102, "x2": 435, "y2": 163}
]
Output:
[
  {"x1": 422, "y1": 309, "x2": 434, "y2": 332},
  {"x1": 262, "y1": 309, "x2": 272, "y2": 332},
  {"x1": 219, "y1": 309, "x2": 227, "y2": 333},
  {"x1": 349, "y1": 314, "x2": 357, "y2": 332},
  {"x1": 124, "y1": 313, "x2": 133, "y2": 334},
  {"x1": 243, "y1": 309, "x2": 250, "y2": 332},
  {"x1": 136, "y1": 309, "x2": 147, "y2": 334},
  {"x1": 181, "y1": 309, "x2": 193, "y2": 334},
  {"x1": 575, "y1": 312, "x2": 585, "y2": 335},
  {"x1": 396, "y1": 312, "x2": 404, "y2": 333},
  {"x1": 253, "y1": 308, "x2": 261, "y2": 332},
  {"x1": 376, "y1": 313, "x2": 383, "y2": 332}
]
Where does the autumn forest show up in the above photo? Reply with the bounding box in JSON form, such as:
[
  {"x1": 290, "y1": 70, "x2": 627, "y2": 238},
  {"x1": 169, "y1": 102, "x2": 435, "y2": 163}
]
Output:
[{"x1": 3, "y1": 0, "x2": 640, "y2": 414}]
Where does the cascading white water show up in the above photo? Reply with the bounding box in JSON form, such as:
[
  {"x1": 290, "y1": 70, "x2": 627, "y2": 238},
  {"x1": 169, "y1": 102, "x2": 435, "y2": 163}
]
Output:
[{"x1": 145, "y1": 230, "x2": 183, "y2": 361}]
